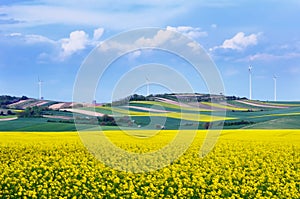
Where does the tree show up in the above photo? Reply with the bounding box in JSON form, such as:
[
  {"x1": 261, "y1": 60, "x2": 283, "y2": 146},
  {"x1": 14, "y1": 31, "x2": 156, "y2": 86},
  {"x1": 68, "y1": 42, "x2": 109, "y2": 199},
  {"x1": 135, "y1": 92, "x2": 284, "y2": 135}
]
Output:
[
  {"x1": 20, "y1": 106, "x2": 44, "y2": 118},
  {"x1": 21, "y1": 96, "x2": 28, "y2": 100},
  {"x1": 97, "y1": 114, "x2": 117, "y2": 126},
  {"x1": 7, "y1": 110, "x2": 14, "y2": 115},
  {"x1": 204, "y1": 122, "x2": 211, "y2": 130}
]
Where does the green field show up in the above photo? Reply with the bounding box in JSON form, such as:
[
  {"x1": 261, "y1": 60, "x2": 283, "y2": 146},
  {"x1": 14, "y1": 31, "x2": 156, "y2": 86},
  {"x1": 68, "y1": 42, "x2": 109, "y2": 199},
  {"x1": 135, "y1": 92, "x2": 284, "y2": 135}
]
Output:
[
  {"x1": 1, "y1": 99, "x2": 300, "y2": 131},
  {"x1": 0, "y1": 115, "x2": 16, "y2": 119}
]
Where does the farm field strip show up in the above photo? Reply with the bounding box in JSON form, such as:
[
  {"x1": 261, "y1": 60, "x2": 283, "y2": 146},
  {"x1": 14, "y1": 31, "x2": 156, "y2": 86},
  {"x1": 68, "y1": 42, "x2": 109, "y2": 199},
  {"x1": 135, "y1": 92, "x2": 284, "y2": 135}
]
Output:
[
  {"x1": 201, "y1": 102, "x2": 248, "y2": 111},
  {"x1": 0, "y1": 115, "x2": 17, "y2": 119},
  {"x1": 60, "y1": 108, "x2": 106, "y2": 117},
  {"x1": 122, "y1": 105, "x2": 170, "y2": 113},
  {"x1": 236, "y1": 100, "x2": 288, "y2": 108},
  {"x1": 0, "y1": 116, "x2": 18, "y2": 121},
  {"x1": 130, "y1": 101, "x2": 212, "y2": 112},
  {"x1": 86, "y1": 106, "x2": 233, "y2": 122},
  {"x1": 154, "y1": 97, "x2": 193, "y2": 107},
  {"x1": 248, "y1": 100, "x2": 300, "y2": 107},
  {"x1": 251, "y1": 112, "x2": 300, "y2": 118}
]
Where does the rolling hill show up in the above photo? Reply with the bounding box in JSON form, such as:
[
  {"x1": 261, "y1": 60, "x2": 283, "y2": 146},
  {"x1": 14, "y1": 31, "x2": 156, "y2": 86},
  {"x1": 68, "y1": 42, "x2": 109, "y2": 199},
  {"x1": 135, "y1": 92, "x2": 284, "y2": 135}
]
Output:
[{"x1": 1, "y1": 94, "x2": 300, "y2": 131}]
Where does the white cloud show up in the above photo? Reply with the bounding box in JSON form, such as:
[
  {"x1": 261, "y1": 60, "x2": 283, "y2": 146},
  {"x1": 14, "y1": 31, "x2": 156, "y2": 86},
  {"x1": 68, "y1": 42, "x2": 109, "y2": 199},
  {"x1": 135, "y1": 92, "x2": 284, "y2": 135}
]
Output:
[
  {"x1": 136, "y1": 29, "x2": 176, "y2": 47},
  {"x1": 248, "y1": 52, "x2": 300, "y2": 61},
  {"x1": 224, "y1": 68, "x2": 239, "y2": 77},
  {"x1": 9, "y1": 32, "x2": 22, "y2": 36},
  {"x1": 93, "y1": 28, "x2": 104, "y2": 41},
  {"x1": 98, "y1": 28, "x2": 208, "y2": 67},
  {"x1": 187, "y1": 41, "x2": 201, "y2": 52},
  {"x1": 60, "y1": 30, "x2": 89, "y2": 58},
  {"x1": 25, "y1": 34, "x2": 55, "y2": 44},
  {"x1": 100, "y1": 26, "x2": 205, "y2": 53},
  {"x1": 5, "y1": 27, "x2": 105, "y2": 60},
  {"x1": 166, "y1": 26, "x2": 207, "y2": 39},
  {"x1": 211, "y1": 24, "x2": 217, "y2": 29},
  {"x1": 99, "y1": 28, "x2": 182, "y2": 55},
  {"x1": 212, "y1": 32, "x2": 261, "y2": 51},
  {"x1": 223, "y1": 32, "x2": 258, "y2": 50},
  {"x1": 7, "y1": 32, "x2": 55, "y2": 44},
  {"x1": 128, "y1": 50, "x2": 142, "y2": 61},
  {"x1": 248, "y1": 53, "x2": 277, "y2": 61},
  {"x1": 59, "y1": 27, "x2": 104, "y2": 59},
  {"x1": 0, "y1": 2, "x2": 188, "y2": 30}
]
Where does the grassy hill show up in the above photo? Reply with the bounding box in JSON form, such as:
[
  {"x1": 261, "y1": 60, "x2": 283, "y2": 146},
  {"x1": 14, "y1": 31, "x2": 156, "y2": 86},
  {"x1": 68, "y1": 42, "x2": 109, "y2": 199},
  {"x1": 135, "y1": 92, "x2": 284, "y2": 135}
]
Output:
[{"x1": 1, "y1": 94, "x2": 300, "y2": 131}]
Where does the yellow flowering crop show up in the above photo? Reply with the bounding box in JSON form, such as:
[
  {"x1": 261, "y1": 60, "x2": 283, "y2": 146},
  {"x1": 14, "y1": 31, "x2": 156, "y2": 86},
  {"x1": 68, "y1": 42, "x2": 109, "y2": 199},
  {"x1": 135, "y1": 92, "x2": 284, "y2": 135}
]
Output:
[
  {"x1": 100, "y1": 106, "x2": 233, "y2": 122},
  {"x1": 0, "y1": 130, "x2": 299, "y2": 198}
]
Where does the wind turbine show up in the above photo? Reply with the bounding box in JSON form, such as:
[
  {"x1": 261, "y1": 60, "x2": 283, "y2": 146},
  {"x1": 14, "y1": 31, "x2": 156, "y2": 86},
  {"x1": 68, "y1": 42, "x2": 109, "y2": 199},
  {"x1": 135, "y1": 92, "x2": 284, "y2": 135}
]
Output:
[
  {"x1": 273, "y1": 75, "x2": 277, "y2": 101},
  {"x1": 38, "y1": 78, "x2": 43, "y2": 100},
  {"x1": 248, "y1": 65, "x2": 252, "y2": 100}
]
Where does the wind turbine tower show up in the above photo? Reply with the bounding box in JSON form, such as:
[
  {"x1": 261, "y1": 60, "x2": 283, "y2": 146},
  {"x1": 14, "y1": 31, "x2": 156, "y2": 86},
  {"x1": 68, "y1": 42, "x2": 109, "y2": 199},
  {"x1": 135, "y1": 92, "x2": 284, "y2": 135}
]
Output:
[
  {"x1": 249, "y1": 65, "x2": 252, "y2": 100},
  {"x1": 38, "y1": 78, "x2": 43, "y2": 100},
  {"x1": 273, "y1": 75, "x2": 277, "y2": 101}
]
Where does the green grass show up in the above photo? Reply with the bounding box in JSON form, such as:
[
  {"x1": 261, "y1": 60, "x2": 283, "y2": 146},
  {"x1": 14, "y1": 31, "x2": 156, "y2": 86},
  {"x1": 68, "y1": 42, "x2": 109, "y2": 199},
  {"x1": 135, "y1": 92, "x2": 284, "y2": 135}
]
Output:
[
  {"x1": 0, "y1": 118, "x2": 79, "y2": 131},
  {"x1": 81, "y1": 107, "x2": 114, "y2": 115},
  {"x1": 129, "y1": 102, "x2": 208, "y2": 114},
  {"x1": 257, "y1": 101, "x2": 300, "y2": 107},
  {"x1": 0, "y1": 115, "x2": 16, "y2": 119},
  {"x1": 44, "y1": 110, "x2": 74, "y2": 117},
  {"x1": 130, "y1": 115, "x2": 203, "y2": 129},
  {"x1": 130, "y1": 101, "x2": 211, "y2": 112},
  {"x1": 243, "y1": 115, "x2": 300, "y2": 129},
  {"x1": 227, "y1": 100, "x2": 270, "y2": 110}
]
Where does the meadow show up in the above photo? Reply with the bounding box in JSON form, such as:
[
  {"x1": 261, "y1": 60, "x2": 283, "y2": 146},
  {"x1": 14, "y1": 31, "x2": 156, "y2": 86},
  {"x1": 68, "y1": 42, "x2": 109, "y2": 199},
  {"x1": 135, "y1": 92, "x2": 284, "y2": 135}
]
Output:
[{"x1": 0, "y1": 130, "x2": 299, "y2": 198}]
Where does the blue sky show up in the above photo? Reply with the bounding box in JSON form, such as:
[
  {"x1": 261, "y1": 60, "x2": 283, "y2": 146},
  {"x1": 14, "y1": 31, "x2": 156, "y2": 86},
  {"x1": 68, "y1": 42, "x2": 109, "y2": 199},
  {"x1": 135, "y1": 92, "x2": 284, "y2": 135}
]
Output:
[{"x1": 1, "y1": 0, "x2": 300, "y2": 102}]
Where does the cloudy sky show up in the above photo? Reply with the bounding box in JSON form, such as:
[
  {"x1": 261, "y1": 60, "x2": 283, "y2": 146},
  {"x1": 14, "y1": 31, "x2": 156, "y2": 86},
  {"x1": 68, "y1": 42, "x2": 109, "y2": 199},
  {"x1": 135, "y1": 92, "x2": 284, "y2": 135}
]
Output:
[{"x1": 1, "y1": 0, "x2": 300, "y2": 102}]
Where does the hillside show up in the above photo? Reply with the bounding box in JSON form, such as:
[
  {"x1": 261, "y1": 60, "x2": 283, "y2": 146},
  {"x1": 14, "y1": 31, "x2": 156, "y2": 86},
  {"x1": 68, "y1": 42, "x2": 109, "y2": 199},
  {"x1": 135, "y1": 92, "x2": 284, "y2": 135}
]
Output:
[{"x1": 1, "y1": 94, "x2": 300, "y2": 131}]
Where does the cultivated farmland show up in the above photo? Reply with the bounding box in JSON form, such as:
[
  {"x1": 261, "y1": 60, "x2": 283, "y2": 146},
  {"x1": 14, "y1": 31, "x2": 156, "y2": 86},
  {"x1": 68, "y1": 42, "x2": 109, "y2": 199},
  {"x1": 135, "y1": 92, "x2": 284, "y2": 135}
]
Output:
[{"x1": 1, "y1": 94, "x2": 300, "y2": 198}]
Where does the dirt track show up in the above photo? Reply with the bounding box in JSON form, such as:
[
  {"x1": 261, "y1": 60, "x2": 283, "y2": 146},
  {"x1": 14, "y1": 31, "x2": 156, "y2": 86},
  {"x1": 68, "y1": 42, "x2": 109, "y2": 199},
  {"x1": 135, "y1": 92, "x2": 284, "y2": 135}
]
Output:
[
  {"x1": 0, "y1": 117, "x2": 18, "y2": 121},
  {"x1": 60, "y1": 109, "x2": 106, "y2": 117},
  {"x1": 123, "y1": 106, "x2": 170, "y2": 113},
  {"x1": 236, "y1": 100, "x2": 287, "y2": 108}
]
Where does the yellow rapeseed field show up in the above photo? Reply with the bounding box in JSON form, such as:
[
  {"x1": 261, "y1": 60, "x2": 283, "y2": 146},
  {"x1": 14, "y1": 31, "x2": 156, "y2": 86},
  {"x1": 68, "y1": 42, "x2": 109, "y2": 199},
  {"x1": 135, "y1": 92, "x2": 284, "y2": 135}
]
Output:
[{"x1": 0, "y1": 130, "x2": 299, "y2": 198}]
